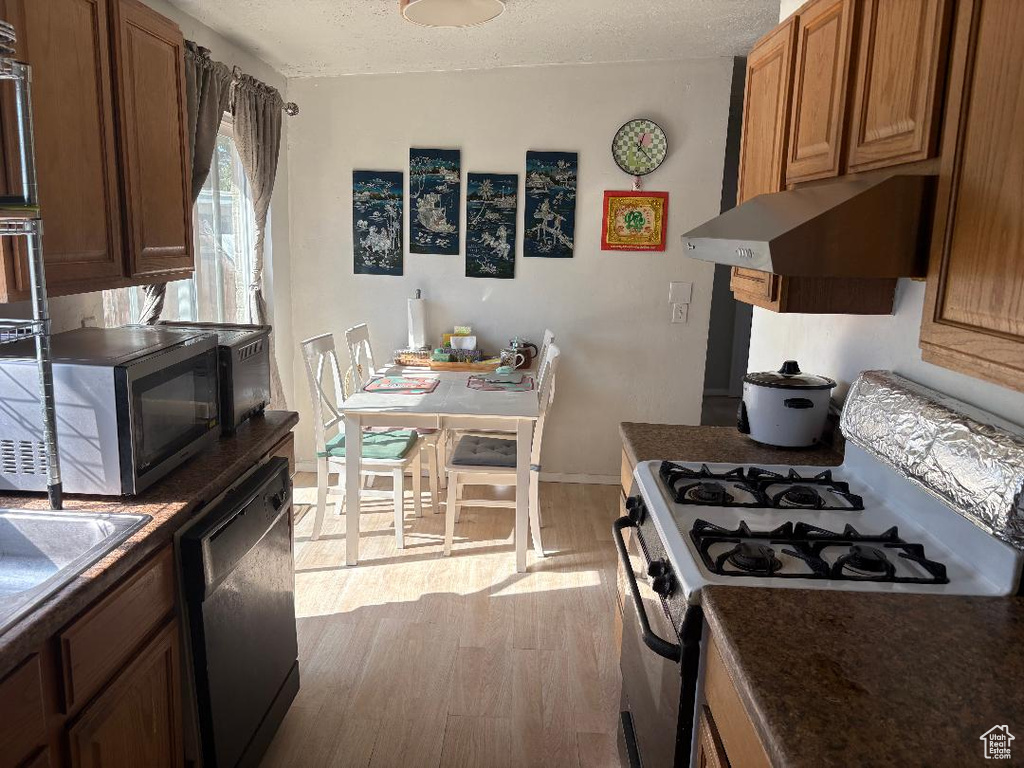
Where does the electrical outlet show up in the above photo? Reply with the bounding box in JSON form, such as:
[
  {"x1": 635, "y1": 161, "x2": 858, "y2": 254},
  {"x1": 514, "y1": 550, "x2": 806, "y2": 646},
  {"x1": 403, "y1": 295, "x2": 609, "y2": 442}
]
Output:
[{"x1": 671, "y1": 303, "x2": 688, "y2": 324}]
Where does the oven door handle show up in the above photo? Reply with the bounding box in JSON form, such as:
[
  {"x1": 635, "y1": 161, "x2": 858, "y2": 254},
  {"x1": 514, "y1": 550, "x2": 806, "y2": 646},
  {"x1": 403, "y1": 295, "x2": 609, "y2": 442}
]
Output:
[{"x1": 613, "y1": 516, "x2": 682, "y2": 662}]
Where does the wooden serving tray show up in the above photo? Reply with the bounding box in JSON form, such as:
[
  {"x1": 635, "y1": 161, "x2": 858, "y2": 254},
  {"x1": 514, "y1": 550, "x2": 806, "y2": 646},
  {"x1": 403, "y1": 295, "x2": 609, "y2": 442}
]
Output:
[{"x1": 428, "y1": 360, "x2": 500, "y2": 372}]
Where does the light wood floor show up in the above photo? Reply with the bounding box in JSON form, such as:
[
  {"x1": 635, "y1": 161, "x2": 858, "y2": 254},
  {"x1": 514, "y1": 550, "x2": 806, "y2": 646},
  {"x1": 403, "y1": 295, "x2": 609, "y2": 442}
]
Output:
[{"x1": 261, "y1": 473, "x2": 624, "y2": 768}]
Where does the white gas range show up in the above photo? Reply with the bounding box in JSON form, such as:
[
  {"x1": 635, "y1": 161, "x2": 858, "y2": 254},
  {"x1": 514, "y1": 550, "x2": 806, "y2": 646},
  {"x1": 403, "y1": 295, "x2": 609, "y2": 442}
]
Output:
[
  {"x1": 629, "y1": 442, "x2": 1022, "y2": 602},
  {"x1": 614, "y1": 372, "x2": 1024, "y2": 768}
]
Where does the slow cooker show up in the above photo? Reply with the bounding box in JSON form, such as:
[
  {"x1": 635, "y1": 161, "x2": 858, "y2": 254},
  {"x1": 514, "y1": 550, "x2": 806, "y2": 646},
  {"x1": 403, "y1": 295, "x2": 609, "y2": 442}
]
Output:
[{"x1": 738, "y1": 360, "x2": 836, "y2": 448}]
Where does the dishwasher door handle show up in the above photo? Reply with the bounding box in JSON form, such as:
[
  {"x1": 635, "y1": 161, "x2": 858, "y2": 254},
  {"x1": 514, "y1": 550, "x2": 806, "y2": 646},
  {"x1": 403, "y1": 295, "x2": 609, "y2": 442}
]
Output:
[{"x1": 613, "y1": 516, "x2": 681, "y2": 662}]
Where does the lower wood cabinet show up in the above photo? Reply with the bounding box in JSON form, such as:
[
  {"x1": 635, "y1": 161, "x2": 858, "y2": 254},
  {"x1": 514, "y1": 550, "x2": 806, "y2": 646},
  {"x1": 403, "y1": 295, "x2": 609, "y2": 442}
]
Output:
[
  {"x1": 0, "y1": 545, "x2": 184, "y2": 768},
  {"x1": 701, "y1": 635, "x2": 771, "y2": 768},
  {"x1": 695, "y1": 706, "x2": 729, "y2": 768},
  {"x1": 67, "y1": 620, "x2": 182, "y2": 768},
  {"x1": 0, "y1": 654, "x2": 48, "y2": 766}
]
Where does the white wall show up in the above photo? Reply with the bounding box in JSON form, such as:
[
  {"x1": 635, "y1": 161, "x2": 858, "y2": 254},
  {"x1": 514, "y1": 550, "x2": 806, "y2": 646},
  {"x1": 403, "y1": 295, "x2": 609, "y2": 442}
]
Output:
[
  {"x1": 747, "y1": 0, "x2": 1024, "y2": 426},
  {"x1": 0, "y1": 1, "x2": 296, "y2": 404},
  {"x1": 286, "y1": 59, "x2": 734, "y2": 477}
]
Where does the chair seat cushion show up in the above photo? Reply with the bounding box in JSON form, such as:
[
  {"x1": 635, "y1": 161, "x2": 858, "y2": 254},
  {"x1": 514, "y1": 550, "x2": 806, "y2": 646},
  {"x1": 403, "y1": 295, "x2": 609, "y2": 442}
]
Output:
[
  {"x1": 450, "y1": 435, "x2": 517, "y2": 468},
  {"x1": 319, "y1": 429, "x2": 417, "y2": 460}
]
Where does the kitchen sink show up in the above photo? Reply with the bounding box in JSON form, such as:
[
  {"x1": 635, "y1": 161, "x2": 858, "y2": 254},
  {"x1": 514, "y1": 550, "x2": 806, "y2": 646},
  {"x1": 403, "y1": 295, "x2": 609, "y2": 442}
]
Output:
[{"x1": 0, "y1": 509, "x2": 150, "y2": 635}]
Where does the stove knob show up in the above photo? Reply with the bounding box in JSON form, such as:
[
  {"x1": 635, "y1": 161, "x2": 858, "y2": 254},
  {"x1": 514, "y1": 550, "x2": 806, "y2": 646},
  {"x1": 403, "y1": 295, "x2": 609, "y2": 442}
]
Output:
[
  {"x1": 652, "y1": 573, "x2": 676, "y2": 597},
  {"x1": 625, "y1": 496, "x2": 646, "y2": 524},
  {"x1": 647, "y1": 559, "x2": 670, "y2": 579}
]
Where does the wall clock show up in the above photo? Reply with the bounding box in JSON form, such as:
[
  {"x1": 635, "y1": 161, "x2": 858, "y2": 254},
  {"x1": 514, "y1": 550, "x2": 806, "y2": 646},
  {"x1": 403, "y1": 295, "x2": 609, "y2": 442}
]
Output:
[{"x1": 611, "y1": 118, "x2": 668, "y2": 177}]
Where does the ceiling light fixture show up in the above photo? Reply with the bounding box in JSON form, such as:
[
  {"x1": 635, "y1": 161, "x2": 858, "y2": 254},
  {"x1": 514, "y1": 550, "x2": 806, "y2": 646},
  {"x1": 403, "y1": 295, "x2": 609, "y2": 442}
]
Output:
[{"x1": 400, "y1": 0, "x2": 506, "y2": 28}]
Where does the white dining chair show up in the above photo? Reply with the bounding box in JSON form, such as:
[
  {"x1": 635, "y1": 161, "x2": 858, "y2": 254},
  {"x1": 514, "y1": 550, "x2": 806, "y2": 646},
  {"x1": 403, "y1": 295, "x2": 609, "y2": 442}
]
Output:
[
  {"x1": 443, "y1": 344, "x2": 560, "y2": 559},
  {"x1": 344, "y1": 322, "x2": 442, "y2": 511},
  {"x1": 440, "y1": 328, "x2": 556, "y2": 506},
  {"x1": 301, "y1": 333, "x2": 437, "y2": 549},
  {"x1": 344, "y1": 322, "x2": 378, "y2": 392}
]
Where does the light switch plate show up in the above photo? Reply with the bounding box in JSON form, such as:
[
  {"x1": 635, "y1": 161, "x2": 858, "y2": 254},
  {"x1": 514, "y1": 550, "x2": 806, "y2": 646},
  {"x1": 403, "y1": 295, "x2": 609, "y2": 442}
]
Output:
[
  {"x1": 669, "y1": 281, "x2": 693, "y2": 304},
  {"x1": 671, "y1": 303, "x2": 688, "y2": 324}
]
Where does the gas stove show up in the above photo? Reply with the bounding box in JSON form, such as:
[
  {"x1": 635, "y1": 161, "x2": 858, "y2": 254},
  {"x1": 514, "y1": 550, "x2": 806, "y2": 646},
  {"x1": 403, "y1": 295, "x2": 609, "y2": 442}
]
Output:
[
  {"x1": 628, "y1": 444, "x2": 1023, "y2": 601},
  {"x1": 615, "y1": 372, "x2": 1024, "y2": 768}
]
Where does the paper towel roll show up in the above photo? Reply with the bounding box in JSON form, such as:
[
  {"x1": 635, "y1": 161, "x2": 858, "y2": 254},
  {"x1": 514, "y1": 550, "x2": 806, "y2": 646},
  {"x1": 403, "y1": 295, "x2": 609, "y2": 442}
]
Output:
[{"x1": 407, "y1": 298, "x2": 426, "y2": 349}]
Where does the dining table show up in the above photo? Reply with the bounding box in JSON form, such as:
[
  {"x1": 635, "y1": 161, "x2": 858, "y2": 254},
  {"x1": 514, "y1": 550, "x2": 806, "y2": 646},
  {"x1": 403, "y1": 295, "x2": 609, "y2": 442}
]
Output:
[{"x1": 338, "y1": 367, "x2": 540, "y2": 571}]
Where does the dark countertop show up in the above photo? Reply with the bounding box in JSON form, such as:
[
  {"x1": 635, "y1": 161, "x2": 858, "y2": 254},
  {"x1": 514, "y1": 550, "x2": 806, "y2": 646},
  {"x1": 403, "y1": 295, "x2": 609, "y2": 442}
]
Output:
[
  {"x1": 0, "y1": 410, "x2": 298, "y2": 680},
  {"x1": 619, "y1": 422, "x2": 843, "y2": 467},
  {"x1": 703, "y1": 587, "x2": 1024, "y2": 767}
]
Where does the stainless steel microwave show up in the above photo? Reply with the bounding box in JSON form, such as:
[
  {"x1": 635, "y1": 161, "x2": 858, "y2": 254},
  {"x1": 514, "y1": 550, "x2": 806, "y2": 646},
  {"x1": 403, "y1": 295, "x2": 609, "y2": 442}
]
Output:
[{"x1": 0, "y1": 326, "x2": 220, "y2": 496}]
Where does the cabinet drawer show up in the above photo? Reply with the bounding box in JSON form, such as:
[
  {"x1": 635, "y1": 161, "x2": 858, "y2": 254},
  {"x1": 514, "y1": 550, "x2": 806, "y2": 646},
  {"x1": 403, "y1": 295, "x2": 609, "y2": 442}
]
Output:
[
  {"x1": 60, "y1": 546, "x2": 175, "y2": 713},
  {"x1": 620, "y1": 449, "x2": 634, "y2": 497},
  {"x1": 0, "y1": 654, "x2": 47, "y2": 766}
]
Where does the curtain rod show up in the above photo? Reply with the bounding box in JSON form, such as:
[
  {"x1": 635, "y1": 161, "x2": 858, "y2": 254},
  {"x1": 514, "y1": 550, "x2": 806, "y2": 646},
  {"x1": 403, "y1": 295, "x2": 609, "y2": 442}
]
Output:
[{"x1": 230, "y1": 64, "x2": 299, "y2": 116}]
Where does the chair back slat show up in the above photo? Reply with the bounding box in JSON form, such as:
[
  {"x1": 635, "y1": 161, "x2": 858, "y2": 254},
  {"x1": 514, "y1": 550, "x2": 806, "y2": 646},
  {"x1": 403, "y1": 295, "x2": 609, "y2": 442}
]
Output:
[
  {"x1": 345, "y1": 323, "x2": 377, "y2": 392},
  {"x1": 531, "y1": 344, "x2": 560, "y2": 467},
  {"x1": 301, "y1": 333, "x2": 347, "y2": 453},
  {"x1": 535, "y1": 329, "x2": 556, "y2": 402}
]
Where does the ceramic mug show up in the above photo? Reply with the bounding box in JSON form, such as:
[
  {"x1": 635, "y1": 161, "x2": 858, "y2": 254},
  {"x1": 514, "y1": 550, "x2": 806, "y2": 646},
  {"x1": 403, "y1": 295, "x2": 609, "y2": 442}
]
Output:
[{"x1": 500, "y1": 348, "x2": 526, "y2": 370}]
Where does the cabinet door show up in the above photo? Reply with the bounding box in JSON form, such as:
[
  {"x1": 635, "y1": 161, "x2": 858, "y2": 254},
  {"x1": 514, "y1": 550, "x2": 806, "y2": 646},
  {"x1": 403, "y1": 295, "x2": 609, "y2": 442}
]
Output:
[
  {"x1": 738, "y1": 18, "x2": 797, "y2": 205},
  {"x1": 695, "y1": 707, "x2": 729, "y2": 768},
  {"x1": 786, "y1": 0, "x2": 857, "y2": 183},
  {"x1": 0, "y1": 0, "x2": 124, "y2": 301},
  {"x1": 846, "y1": 0, "x2": 953, "y2": 172},
  {"x1": 732, "y1": 19, "x2": 796, "y2": 310},
  {"x1": 112, "y1": 0, "x2": 193, "y2": 281},
  {"x1": 0, "y1": 654, "x2": 47, "y2": 766},
  {"x1": 67, "y1": 620, "x2": 183, "y2": 768},
  {"x1": 920, "y1": 0, "x2": 1024, "y2": 392},
  {"x1": 729, "y1": 267, "x2": 780, "y2": 308}
]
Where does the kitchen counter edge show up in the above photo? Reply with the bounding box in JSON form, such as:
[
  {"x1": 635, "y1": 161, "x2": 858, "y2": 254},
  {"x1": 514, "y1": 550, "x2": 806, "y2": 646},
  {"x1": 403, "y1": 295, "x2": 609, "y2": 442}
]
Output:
[
  {"x1": 0, "y1": 410, "x2": 299, "y2": 680},
  {"x1": 619, "y1": 422, "x2": 843, "y2": 468}
]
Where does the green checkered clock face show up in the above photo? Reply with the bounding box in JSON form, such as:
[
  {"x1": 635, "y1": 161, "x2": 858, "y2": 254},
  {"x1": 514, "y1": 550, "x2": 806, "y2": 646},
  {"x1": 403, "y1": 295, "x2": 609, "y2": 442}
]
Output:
[{"x1": 612, "y1": 118, "x2": 668, "y2": 176}]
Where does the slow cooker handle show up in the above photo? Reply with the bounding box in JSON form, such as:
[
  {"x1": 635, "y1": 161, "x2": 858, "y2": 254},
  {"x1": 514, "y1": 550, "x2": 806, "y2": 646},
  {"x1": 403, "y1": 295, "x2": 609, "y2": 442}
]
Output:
[
  {"x1": 737, "y1": 401, "x2": 750, "y2": 433},
  {"x1": 784, "y1": 397, "x2": 815, "y2": 409}
]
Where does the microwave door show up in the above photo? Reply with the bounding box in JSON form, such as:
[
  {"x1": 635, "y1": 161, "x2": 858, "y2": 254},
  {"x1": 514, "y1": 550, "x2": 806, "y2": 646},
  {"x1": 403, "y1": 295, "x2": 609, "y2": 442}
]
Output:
[{"x1": 123, "y1": 345, "x2": 220, "y2": 494}]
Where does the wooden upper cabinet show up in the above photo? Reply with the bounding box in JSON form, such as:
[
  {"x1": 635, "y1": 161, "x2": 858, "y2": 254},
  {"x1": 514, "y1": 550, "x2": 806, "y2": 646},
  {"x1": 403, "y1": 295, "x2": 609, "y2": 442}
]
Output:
[
  {"x1": 786, "y1": 0, "x2": 857, "y2": 183},
  {"x1": 920, "y1": 0, "x2": 1024, "y2": 392},
  {"x1": 112, "y1": 0, "x2": 193, "y2": 280},
  {"x1": 731, "y1": 19, "x2": 797, "y2": 311},
  {"x1": 0, "y1": 0, "x2": 124, "y2": 301},
  {"x1": 737, "y1": 18, "x2": 798, "y2": 205},
  {"x1": 846, "y1": 0, "x2": 953, "y2": 172}
]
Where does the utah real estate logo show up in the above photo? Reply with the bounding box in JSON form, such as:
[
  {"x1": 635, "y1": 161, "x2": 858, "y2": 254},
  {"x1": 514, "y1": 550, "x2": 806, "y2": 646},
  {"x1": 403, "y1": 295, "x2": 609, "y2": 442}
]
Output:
[{"x1": 980, "y1": 725, "x2": 1015, "y2": 760}]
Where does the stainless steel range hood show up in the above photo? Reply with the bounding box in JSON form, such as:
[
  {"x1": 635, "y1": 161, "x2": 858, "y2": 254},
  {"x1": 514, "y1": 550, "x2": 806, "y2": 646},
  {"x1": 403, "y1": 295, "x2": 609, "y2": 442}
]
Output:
[{"x1": 681, "y1": 174, "x2": 935, "y2": 278}]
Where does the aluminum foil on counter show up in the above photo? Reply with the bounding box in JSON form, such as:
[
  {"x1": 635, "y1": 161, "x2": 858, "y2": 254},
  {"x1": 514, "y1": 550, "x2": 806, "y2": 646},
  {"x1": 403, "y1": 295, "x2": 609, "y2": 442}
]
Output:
[{"x1": 841, "y1": 370, "x2": 1024, "y2": 550}]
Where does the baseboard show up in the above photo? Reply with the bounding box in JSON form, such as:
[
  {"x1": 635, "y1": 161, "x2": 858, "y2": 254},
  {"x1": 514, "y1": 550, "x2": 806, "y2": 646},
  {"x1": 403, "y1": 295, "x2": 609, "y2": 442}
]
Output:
[
  {"x1": 295, "y1": 460, "x2": 617, "y2": 486},
  {"x1": 539, "y1": 472, "x2": 619, "y2": 485}
]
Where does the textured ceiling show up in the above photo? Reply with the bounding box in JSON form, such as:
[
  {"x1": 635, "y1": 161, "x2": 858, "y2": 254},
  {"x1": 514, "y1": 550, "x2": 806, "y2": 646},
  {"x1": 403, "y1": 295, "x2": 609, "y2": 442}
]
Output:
[{"x1": 165, "y1": 0, "x2": 779, "y2": 77}]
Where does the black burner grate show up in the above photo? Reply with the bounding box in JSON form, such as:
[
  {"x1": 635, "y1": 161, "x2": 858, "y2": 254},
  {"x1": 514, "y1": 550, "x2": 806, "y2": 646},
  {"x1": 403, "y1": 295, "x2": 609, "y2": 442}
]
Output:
[
  {"x1": 689, "y1": 519, "x2": 949, "y2": 584},
  {"x1": 658, "y1": 462, "x2": 865, "y2": 511}
]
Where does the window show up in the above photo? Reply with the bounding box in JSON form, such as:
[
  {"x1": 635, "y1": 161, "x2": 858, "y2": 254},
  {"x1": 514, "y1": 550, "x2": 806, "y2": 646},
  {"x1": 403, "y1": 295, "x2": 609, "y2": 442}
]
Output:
[{"x1": 103, "y1": 119, "x2": 257, "y2": 326}]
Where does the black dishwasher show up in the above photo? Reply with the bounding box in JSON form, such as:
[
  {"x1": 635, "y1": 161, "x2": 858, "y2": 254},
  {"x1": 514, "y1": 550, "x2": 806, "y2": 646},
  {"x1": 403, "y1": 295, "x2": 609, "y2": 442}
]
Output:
[{"x1": 181, "y1": 457, "x2": 298, "y2": 768}]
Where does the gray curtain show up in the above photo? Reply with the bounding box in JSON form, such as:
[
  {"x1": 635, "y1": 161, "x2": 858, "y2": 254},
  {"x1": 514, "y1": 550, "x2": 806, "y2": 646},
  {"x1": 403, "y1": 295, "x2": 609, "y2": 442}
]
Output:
[
  {"x1": 231, "y1": 73, "x2": 285, "y2": 408},
  {"x1": 139, "y1": 42, "x2": 232, "y2": 324}
]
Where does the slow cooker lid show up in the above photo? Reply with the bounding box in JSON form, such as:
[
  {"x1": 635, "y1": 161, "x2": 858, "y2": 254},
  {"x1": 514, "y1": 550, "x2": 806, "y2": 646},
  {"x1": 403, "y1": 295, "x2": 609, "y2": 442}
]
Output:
[{"x1": 744, "y1": 360, "x2": 836, "y2": 390}]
